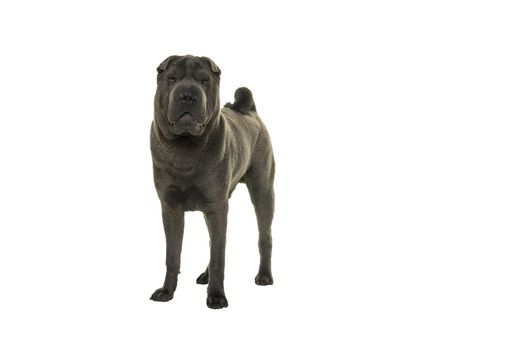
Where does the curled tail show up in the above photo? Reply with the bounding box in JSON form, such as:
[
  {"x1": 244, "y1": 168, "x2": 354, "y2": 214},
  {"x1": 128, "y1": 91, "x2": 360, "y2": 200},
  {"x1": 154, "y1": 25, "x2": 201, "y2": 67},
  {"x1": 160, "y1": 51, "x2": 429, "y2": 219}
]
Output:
[{"x1": 224, "y1": 87, "x2": 257, "y2": 113}]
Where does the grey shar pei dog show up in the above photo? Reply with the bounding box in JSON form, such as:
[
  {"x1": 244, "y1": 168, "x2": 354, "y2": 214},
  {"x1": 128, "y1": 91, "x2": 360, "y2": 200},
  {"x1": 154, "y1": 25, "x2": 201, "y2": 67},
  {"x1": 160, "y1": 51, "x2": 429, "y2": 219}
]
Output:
[{"x1": 150, "y1": 55, "x2": 275, "y2": 309}]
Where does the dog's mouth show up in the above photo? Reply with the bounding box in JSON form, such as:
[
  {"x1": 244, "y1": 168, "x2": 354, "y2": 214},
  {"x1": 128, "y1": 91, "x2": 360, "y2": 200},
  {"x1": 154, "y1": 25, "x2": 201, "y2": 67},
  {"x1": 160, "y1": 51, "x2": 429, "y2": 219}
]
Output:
[{"x1": 167, "y1": 112, "x2": 205, "y2": 136}]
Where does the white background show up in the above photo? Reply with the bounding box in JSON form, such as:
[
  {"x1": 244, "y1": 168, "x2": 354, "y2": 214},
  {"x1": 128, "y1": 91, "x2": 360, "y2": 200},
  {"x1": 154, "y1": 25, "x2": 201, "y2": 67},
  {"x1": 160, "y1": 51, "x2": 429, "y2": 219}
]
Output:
[{"x1": 0, "y1": 1, "x2": 524, "y2": 349}]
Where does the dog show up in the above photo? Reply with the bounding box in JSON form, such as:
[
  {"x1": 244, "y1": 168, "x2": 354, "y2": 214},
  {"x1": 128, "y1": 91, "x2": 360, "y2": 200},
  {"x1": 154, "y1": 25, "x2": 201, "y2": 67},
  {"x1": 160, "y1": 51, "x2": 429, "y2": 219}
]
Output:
[{"x1": 149, "y1": 55, "x2": 275, "y2": 309}]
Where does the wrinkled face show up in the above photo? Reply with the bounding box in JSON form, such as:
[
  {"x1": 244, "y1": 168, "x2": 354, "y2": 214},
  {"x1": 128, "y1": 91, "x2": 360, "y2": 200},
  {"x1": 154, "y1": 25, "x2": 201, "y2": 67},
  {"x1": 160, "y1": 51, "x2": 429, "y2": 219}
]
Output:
[{"x1": 155, "y1": 55, "x2": 221, "y2": 138}]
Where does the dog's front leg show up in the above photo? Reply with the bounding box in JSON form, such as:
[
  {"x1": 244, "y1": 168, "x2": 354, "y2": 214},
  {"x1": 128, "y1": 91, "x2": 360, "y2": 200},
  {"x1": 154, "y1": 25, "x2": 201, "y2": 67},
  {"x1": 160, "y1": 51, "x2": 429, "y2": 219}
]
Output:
[
  {"x1": 150, "y1": 206, "x2": 184, "y2": 302},
  {"x1": 204, "y1": 204, "x2": 229, "y2": 309}
]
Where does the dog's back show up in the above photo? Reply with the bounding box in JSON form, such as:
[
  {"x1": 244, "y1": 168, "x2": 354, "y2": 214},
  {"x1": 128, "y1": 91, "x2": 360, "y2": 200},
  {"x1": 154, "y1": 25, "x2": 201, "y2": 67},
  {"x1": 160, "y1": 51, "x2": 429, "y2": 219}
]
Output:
[{"x1": 221, "y1": 88, "x2": 274, "y2": 188}]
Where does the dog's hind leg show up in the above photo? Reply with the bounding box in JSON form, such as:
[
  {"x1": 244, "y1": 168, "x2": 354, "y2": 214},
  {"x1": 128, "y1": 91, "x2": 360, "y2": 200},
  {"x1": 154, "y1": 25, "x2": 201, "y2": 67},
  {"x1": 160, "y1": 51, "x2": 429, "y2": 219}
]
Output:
[{"x1": 245, "y1": 154, "x2": 275, "y2": 286}]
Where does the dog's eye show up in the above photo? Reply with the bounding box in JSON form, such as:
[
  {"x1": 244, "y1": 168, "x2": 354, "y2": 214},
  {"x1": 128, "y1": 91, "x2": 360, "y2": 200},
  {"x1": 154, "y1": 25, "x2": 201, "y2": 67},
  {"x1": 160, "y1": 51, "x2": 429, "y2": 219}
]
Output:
[{"x1": 168, "y1": 77, "x2": 176, "y2": 82}]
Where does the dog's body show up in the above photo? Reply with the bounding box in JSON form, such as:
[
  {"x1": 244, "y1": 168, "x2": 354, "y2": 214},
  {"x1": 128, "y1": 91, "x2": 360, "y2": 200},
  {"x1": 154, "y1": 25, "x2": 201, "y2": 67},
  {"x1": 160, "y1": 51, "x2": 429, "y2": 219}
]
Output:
[{"x1": 150, "y1": 55, "x2": 274, "y2": 309}]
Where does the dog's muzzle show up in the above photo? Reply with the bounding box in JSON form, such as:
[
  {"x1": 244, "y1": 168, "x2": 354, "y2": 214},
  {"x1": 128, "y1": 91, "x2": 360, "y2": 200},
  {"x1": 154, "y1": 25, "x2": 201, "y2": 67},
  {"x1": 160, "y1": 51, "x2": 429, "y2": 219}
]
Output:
[{"x1": 168, "y1": 112, "x2": 204, "y2": 135}]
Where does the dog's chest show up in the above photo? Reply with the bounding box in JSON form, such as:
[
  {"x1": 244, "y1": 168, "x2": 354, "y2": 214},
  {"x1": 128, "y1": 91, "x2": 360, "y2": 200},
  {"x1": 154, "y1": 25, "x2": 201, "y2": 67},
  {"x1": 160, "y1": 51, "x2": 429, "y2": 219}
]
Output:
[
  {"x1": 160, "y1": 183, "x2": 207, "y2": 211},
  {"x1": 153, "y1": 163, "x2": 223, "y2": 211}
]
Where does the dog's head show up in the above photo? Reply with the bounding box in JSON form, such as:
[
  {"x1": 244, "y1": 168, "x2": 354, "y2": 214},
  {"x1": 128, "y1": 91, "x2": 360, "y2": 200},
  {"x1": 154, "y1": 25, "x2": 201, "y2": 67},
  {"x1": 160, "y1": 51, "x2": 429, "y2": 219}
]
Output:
[{"x1": 154, "y1": 55, "x2": 221, "y2": 138}]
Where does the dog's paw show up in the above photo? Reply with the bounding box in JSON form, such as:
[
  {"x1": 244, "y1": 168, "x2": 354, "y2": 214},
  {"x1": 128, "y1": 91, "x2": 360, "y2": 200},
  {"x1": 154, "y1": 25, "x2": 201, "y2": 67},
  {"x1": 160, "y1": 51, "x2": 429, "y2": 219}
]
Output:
[
  {"x1": 206, "y1": 293, "x2": 228, "y2": 309},
  {"x1": 150, "y1": 287, "x2": 174, "y2": 302},
  {"x1": 255, "y1": 273, "x2": 273, "y2": 286},
  {"x1": 196, "y1": 271, "x2": 209, "y2": 285}
]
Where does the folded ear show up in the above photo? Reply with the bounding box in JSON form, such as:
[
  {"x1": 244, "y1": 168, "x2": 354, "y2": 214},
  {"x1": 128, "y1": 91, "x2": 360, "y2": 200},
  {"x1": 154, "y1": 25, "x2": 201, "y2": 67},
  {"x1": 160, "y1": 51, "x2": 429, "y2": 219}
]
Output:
[
  {"x1": 157, "y1": 55, "x2": 181, "y2": 74},
  {"x1": 201, "y1": 56, "x2": 221, "y2": 77}
]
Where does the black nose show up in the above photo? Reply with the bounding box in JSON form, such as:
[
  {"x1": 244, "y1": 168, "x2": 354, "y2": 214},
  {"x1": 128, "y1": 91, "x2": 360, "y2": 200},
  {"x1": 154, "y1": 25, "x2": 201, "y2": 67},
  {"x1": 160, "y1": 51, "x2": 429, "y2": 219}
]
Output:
[{"x1": 178, "y1": 92, "x2": 197, "y2": 104}]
